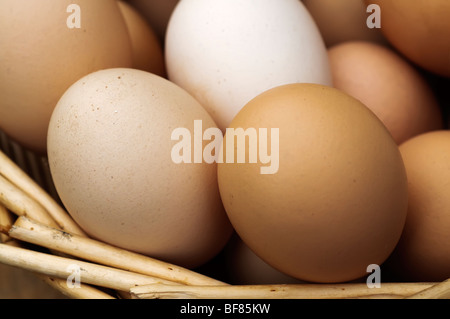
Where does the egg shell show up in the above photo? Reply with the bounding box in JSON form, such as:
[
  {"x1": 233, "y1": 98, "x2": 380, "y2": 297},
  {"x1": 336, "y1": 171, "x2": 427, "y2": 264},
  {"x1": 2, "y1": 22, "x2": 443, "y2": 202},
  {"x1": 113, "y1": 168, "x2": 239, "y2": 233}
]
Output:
[
  {"x1": 218, "y1": 83, "x2": 408, "y2": 283},
  {"x1": 0, "y1": 0, "x2": 133, "y2": 153},
  {"x1": 303, "y1": 0, "x2": 387, "y2": 47},
  {"x1": 387, "y1": 131, "x2": 450, "y2": 282},
  {"x1": 47, "y1": 68, "x2": 233, "y2": 268},
  {"x1": 165, "y1": 0, "x2": 332, "y2": 132},
  {"x1": 366, "y1": 0, "x2": 450, "y2": 77},
  {"x1": 117, "y1": 1, "x2": 166, "y2": 77},
  {"x1": 328, "y1": 41, "x2": 443, "y2": 144}
]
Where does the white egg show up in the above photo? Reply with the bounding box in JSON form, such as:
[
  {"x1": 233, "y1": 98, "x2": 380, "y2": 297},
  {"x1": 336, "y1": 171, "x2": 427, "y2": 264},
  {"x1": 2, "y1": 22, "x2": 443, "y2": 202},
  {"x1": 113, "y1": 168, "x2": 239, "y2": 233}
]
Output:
[{"x1": 165, "y1": 0, "x2": 332, "y2": 131}]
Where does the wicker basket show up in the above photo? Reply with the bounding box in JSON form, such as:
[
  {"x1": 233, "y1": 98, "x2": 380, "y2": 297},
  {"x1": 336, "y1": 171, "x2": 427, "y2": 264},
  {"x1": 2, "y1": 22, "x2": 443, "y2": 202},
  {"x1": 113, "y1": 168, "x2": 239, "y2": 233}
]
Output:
[{"x1": 0, "y1": 130, "x2": 448, "y2": 300}]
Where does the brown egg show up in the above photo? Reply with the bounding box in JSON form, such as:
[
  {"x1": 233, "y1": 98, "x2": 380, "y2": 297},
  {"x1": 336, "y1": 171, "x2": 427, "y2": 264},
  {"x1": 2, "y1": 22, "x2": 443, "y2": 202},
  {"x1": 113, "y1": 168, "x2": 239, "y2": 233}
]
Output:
[
  {"x1": 117, "y1": 1, "x2": 166, "y2": 77},
  {"x1": 217, "y1": 83, "x2": 408, "y2": 283},
  {"x1": 303, "y1": 0, "x2": 387, "y2": 47},
  {"x1": 0, "y1": 0, "x2": 133, "y2": 154},
  {"x1": 366, "y1": 0, "x2": 450, "y2": 77},
  {"x1": 388, "y1": 131, "x2": 450, "y2": 282},
  {"x1": 328, "y1": 41, "x2": 443, "y2": 144}
]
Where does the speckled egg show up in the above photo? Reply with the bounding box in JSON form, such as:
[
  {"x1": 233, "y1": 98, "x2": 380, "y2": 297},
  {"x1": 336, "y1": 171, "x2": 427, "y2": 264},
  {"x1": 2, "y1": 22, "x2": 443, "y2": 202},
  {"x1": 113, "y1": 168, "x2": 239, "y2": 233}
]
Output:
[{"x1": 47, "y1": 68, "x2": 233, "y2": 268}]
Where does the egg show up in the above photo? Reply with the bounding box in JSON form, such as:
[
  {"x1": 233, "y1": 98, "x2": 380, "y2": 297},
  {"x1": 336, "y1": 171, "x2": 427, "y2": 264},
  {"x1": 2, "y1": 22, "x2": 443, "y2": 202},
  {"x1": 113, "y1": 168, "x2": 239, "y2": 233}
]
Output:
[
  {"x1": 165, "y1": 0, "x2": 332, "y2": 132},
  {"x1": 303, "y1": 0, "x2": 387, "y2": 47},
  {"x1": 117, "y1": 1, "x2": 166, "y2": 77},
  {"x1": 328, "y1": 41, "x2": 443, "y2": 144},
  {"x1": 386, "y1": 131, "x2": 450, "y2": 282},
  {"x1": 217, "y1": 83, "x2": 408, "y2": 283},
  {"x1": 366, "y1": 0, "x2": 450, "y2": 77},
  {"x1": 47, "y1": 68, "x2": 233, "y2": 268},
  {"x1": 125, "y1": 0, "x2": 180, "y2": 41},
  {"x1": 0, "y1": 0, "x2": 133, "y2": 154}
]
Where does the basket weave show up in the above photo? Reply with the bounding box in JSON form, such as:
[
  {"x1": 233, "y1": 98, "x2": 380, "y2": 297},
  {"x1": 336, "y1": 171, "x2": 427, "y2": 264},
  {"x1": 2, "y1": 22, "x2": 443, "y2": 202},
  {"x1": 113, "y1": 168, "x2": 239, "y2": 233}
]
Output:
[{"x1": 0, "y1": 130, "x2": 448, "y2": 299}]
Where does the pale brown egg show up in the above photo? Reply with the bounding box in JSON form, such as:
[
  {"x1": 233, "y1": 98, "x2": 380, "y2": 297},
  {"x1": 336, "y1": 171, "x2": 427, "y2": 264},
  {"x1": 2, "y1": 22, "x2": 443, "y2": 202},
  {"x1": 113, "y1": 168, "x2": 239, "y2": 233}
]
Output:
[
  {"x1": 117, "y1": 1, "x2": 166, "y2": 77},
  {"x1": 366, "y1": 0, "x2": 450, "y2": 77},
  {"x1": 387, "y1": 131, "x2": 450, "y2": 282},
  {"x1": 47, "y1": 68, "x2": 233, "y2": 268},
  {"x1": 218, "y1": 83, "x2": 408, "y2": 283},
  {"x1": 303, "y1": 0, "x2": 387, "y2": 47},
  {"x1": 0, "y1": 0, "x2": 133, "y2": 154},
  {"x1": 328, "y1": 41, "x2": 443, "y2": 144}
]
